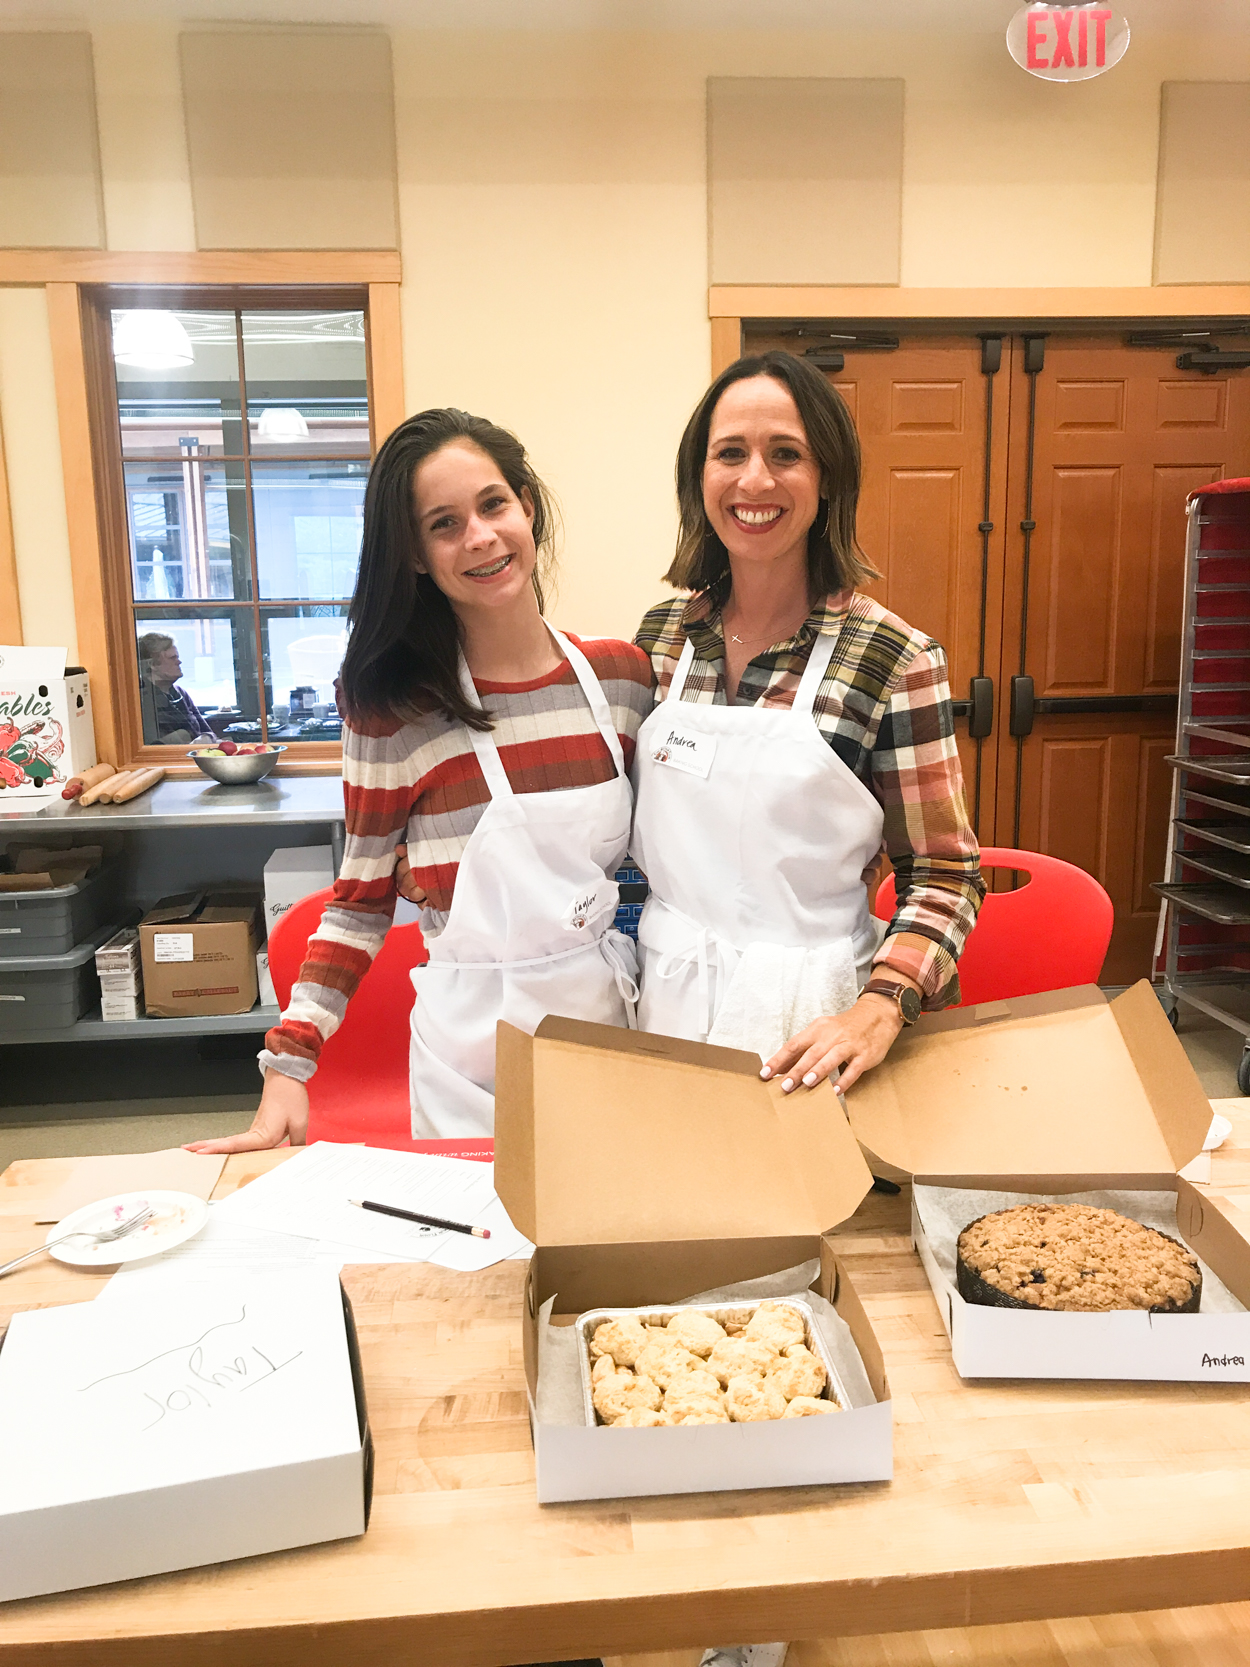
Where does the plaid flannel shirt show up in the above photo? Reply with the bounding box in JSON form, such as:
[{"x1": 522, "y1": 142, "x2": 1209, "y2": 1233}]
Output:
[{"x1": 634, "y1": 588, "x2": 984, "y2": 1009}]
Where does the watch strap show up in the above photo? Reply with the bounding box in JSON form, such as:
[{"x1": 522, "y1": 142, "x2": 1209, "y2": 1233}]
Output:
[{"x1": 862, "y1": 978, "x2": 921, "y2": 1024}]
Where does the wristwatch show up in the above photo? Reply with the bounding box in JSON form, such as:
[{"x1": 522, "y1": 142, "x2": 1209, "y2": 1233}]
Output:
[{"x1": 862, "y1": 978, "x2": 922, "y2": 1025}]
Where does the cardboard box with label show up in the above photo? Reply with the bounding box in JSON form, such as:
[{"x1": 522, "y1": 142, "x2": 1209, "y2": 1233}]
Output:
[
  {"x1": 0, "y1": 1267, "x2": 372, "y2": 1601},
  {"x1": 494, "y1": 1016, "x2": 892, "y2": 1504},
  {"x1": 849, "y1": 981, "x2": 1250, "y2": 1382},
  {"x1": 263, "y1": 845, "x2": 335, "y2": 937},
  {"x1": 139, "y1": 892, "x2": 260, "y2": 1017},
  {"x1": 0, "y1": 646, "x2": 95, "y2": 802}
]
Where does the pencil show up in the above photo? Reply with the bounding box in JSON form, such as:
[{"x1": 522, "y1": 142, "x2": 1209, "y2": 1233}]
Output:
[{"x1": 349, "y1": 1197, "x2": 491, "y2": 1239}]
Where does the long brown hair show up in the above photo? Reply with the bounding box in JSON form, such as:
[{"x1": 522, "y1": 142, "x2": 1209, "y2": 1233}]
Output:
[
  {"x1": 666, "y1": 351, "x2": 879, "y2": 599},
  {"x1": 340, "y1": 408, "x2": 558, "y2": 732}
]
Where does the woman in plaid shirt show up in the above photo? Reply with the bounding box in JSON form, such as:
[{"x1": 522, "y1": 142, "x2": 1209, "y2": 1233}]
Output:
[{"x1": 631, "y1": 350, "x2": 984, "y2": 1097}]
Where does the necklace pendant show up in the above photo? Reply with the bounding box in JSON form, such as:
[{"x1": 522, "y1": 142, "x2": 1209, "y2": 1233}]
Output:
[{"x1": 731, "y1": 634, "x2": 743, "y2": 645}]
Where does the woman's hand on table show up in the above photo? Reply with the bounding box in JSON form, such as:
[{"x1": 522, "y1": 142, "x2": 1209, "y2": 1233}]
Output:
[
  {"x1": 761, "y1": 977, "x2": 923, "y2": 1096},
  {"x1": 395, "y1": 842, "x2": 428, "y2": 906},
  {"x1": 183, "y1": 1069, "x2": 309, "y2": 1154}
]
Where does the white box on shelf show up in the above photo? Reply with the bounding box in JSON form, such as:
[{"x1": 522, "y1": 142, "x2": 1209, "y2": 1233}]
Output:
[
  {"x1": 100, "y1": 993, "x2": 141, "y2": 1022},
  {"x1": 263, "y1": 846, "x2": 335, "y2": 938},
  {"x1": 0, "y1": 647, "x2": 95, "y2": 803}
]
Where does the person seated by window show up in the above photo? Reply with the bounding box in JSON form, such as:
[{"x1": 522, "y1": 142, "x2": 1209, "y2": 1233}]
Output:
[{"x1": 137, "y1": 633, "x2": 216, "y2": 745}]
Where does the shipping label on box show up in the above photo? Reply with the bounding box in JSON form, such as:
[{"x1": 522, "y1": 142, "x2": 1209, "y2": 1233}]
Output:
[
  {"x1": 0, "y1": 647, "x2": 96, "y2": 802},
  {"x1": 139, "y1": 892, "x2": 260, "y2": 1017}
]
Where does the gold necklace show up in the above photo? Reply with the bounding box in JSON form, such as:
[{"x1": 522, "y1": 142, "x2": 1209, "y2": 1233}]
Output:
[{"x1": 723, "y1": 611, "x2": 807, "y2": 651}]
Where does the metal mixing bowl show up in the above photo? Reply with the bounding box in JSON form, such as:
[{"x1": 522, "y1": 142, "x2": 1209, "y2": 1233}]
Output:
[{"x1": 187, "y1": 745, "x2": 287, "y2": 784}]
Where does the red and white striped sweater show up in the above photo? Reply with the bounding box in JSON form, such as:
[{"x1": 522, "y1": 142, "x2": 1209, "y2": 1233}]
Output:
[{"x1": 261, "y1": 636, "x2": 654, "y2": 1080}]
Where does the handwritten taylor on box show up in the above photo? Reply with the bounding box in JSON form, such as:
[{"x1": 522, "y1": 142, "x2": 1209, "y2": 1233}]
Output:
[{"x1": 0, "y1": 1267, "x2": 367, "y2": 1601}]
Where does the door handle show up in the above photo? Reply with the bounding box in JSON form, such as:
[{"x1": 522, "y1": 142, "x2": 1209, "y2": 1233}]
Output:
[
  {"x1": 968, "y1": 676, "x2": 994, "y2": 739},
  {"x1": 1009, "y1": 674, "x2": 1035, "y2": 738}
]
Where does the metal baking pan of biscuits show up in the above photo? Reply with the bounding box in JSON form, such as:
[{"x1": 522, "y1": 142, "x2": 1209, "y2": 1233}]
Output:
[{"x1": 574, "y1": 1297, "x2": 848, "y2": 1427}]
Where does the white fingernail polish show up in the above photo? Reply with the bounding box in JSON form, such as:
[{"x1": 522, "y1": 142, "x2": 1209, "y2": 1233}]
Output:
[
  {"x1": 803, "y1": 1072, "x2": 817, "y2": 1086},
  {"x1": 760, "y1": 1066, "x2": 772, "y2": 1078},
  {"x1": 782, "y1": 1078, "x2": 794, "y2": 1092}
]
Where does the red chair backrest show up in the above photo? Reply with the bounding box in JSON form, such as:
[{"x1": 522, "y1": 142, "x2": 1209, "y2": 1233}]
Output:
[
  {"x1": 266, "y1": 888, "x2": 491, "y2": 1156},
  {"x1": 871, "y1": 847, "x2": 1114, "y2": 1006}
]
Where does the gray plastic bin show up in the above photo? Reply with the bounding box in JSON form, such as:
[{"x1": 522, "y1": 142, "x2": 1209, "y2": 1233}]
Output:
[
  {"x1": 0, "y1": 863, "x2": 120, "y2": 958},
  {"x1": 0, "y1": 924, "x2": 126, "y2": 1033}
]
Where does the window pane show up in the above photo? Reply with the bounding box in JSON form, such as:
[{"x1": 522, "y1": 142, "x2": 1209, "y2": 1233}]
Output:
[
  {"x1": 263, "y1": 606, "x2": 348, "y2": 741},
  {"x1": 252, "y1": 461, "x2": 366, "y2": 600},
  {"x1": 124, "y1": 459, "x2": 252, "y2": 601},
  {"x1": 242, "y1": 311, "x2": 369, "y2": 457},
  {"x1": 114, "y1": 310, "x2": 243, "y2": 458},
  {"x1": 134, "y1": 612, "x2": 261, "y2": 745}
]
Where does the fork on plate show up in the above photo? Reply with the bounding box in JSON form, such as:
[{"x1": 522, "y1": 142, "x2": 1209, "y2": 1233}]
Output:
[{"x1": 0, "y1": 1205, "x2": 155, "y2": 1278}]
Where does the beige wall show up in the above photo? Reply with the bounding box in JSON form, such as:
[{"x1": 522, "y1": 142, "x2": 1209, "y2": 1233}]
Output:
[{"x1": 0, "y1": 18, "x2": 1248, "y2": 652}]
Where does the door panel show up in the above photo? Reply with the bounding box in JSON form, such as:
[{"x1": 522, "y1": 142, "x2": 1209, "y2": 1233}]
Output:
[{"x1": 998, "y1": 336, "x2": 1250, "y2": 982}]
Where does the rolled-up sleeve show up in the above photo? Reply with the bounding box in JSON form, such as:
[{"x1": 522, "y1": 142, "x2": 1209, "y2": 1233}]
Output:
[{"x1": 869, "y1": 644, "x2": 984, "y2": 1008}]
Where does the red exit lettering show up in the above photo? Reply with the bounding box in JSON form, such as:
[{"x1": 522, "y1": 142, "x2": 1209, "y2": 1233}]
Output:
[{"x1": 1026, "y1": 8, "x2": 1114, "y2": 71}]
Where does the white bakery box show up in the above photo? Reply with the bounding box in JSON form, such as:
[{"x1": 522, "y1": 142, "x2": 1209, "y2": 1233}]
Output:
[
  {"x1": 0, "y1": 1267, "x2": 373, "y2": 1601},
  {"x1": 849, "y1": 980, "x2": 1250, "y2": 1382},
  {"x1": 494, "y1": 1015, "x2": 893, "y2": 1504}
]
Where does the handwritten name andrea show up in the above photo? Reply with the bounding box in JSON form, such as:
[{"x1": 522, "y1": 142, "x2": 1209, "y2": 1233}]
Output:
[
  {"x1": 1202, "y1": 1353, "x2": 1246, "y2": 1368},
  {"x1": 664, "y1": 731, "x2": 697, "y2": 749}
]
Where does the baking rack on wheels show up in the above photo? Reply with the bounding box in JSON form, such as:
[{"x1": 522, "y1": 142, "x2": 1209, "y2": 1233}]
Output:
[{"x1": 1154, "y1": 477, "x2": 1250, "y2": 1093}]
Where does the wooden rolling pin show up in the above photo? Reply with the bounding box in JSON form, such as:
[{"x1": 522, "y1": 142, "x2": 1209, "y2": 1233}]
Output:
[
  {"x1": 78, "y1": 771, "x2": 132, "y2": 807},
  {"x1": 62, "y1": 762, "x2": 115, "y2": 801},
  {"x1": 107, "y1": 767, "x2": 165, "y2": 803}
]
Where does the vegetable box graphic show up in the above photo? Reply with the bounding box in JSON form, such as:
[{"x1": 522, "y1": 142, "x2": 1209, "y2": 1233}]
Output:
[{"x1": 0, "y1": 648, "x2": 95, "y2": 801}]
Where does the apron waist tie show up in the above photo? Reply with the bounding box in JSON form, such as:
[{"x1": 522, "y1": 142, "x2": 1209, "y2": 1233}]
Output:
[
  {"x1": 421, "y1": 933, "x2": 620, "y2": 975},
  {"x1": 646, "y1": 901, "x2": 741, "y2": 1043},
  {"x1": 599, "y1": 928, "x2": 640, "y2": 1029}
]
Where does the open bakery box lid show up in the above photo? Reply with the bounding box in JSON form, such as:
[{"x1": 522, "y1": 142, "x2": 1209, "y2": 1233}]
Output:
[
  {"x1": 494, "y1": 1016, "x2": 873, "y2": 1247},
  {"x1": 847, "y1": 981, "x2": 1212, "y2": 1180}
]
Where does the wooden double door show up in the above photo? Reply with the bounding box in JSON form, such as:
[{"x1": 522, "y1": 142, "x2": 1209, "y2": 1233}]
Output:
[{"x1": 747, "y1": 326, "x2": 1250, "y2": 983}]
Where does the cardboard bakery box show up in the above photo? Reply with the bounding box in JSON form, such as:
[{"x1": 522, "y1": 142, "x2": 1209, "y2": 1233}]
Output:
[
  {"x1": 848, "y1": 980, "x2": 1250, "y2": 1381},
  {"x1": 139, "y1": 890, "x2": 260, "y2": 1017},
  {"x1": 0, "y1": 646, "x2": 95, "y2": 801},
  {"x1": 494, "y1": 1016, "x2": 892, "y2": 1504},
  {"x1": 0, "y1": 1266, "x2": 373, "y2": 1602}
]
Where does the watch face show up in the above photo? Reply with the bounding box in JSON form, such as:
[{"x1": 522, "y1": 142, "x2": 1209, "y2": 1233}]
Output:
[{"x1": 899, "y1": 987, "x2": 922, "y2": 1024}]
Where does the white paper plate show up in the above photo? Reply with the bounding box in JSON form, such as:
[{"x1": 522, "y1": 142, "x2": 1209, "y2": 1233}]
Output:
[
  {"x1": 1206, "y1": 1113, "x2": 1234, "y2": 1152},
  {"x1": 48, "y1": 1190, "x2": 209, "y2": 1266}
]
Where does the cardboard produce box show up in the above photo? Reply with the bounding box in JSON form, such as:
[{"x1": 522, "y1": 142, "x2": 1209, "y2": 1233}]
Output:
[
  {"x1": 0, "y1": 646, "x2": 95, "y2": 801},
  {"x1": 849, "y1": 981, "x2": 1250, "y2": 1382},
  {"x1": 139, "y1": 891, "x2": 260, "y2": 1017},
  {"x1": 494, "y1": 1016, "x2": 892, "y2": 1504},
  {"x1": 0, "y1": 1267, "x2": 372, "y2": 1602}
]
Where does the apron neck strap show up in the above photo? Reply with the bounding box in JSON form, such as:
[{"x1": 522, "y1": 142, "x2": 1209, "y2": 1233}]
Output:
[
  {"x1": 792, "y1": 628, "x2": 838, "y2": 717},
  {"x1": 665, "y1": 635, "x2": 697, "y2": 702},
  {"x1": 460, "y1": 621, "x2": 625, "y2": 800}
]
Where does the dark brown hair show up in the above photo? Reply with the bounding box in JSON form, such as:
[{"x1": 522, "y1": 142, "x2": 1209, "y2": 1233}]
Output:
[
  {"x1": 666, "y1": 351, "x2": 879, "y2": 599},
  {"x1": 339, "y1": 408, "x2": 557, "y2": 732}
]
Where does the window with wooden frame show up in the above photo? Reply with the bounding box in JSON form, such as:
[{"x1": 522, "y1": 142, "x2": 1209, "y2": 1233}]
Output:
[{"x1": 80, "y1": 284, "x2": 391, "y2": 770}]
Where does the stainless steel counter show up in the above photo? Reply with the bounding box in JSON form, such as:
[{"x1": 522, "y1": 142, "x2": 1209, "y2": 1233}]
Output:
[{"x1": 0, "y1": 775, "x2": 345, "y2": 833}]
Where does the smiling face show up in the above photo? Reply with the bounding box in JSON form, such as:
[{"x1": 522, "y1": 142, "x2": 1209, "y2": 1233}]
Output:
[
  {"x1": 411, "y1": 439, "x2": 538, "y2": 615},
  {"x1": 702, "y1": 375, "x2": 823, "y2": 572}
]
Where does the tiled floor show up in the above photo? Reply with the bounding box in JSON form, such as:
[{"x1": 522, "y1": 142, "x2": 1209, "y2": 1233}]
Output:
[{"x1": 0, "y1": 998, "x2": 1240, "y2": 1173}]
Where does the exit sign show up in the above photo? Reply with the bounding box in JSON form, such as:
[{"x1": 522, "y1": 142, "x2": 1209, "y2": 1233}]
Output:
[{"x1": 1007, "y1": 4, "x2": 1130, "y2": 81}]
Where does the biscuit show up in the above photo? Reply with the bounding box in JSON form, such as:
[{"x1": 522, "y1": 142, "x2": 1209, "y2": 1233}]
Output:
[
  {"x1": 665, "y1": 1309, "x2": 727, "y2": 1357},
  {"x1": 766, "y1": 1344, "x2": 827, "y2": 1402},
  {"x1": 783, "y1": 1395, "x2": 839, "y2": 1417},
  {"x1": 594, "y1": 1371, "x2": 663, "y2": 1423},
  {"x1": 725, "y1": 1373, "x2": 788, "y2": 1422},
  {"x1": 669, "y1": 1407, "x2": 730, "y2": 1425},
  {"x1": 615, "y1": 1408, "x2": 669, "y2": 1427},
  {"x1": 591, "y1": 1353, "x2": 620, "y2": 1386},
  {"x1": 706, "y1": 1336, "x2": 779, "y2": 1387},
  {"x1": 662, "y1": 1386, "x2": 726, "y2": 1422},
  {"x1": 636, "y1": 1340, "x2": 709, "y2": 1390},
  {"x1": 743, "y1": 1300, "x2": 806, "y2": 1351},
  {"x1": 590, "y1": 1315, "x2": 649, "y2": 1367}
]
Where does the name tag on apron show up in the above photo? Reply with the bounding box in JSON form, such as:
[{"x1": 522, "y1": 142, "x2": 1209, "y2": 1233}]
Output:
[
  {"x1": 562, "y1": 878, "x2": 618, "y2": 932},
  {"x1": 650, "y1": 727, "x2": 715, "y2": 779}
]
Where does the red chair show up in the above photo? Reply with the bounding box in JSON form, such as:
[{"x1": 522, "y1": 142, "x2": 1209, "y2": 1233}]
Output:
[
  {"x1": 872, "y1": 847, "x2": 1114, "y2": 1006},
  {"x1": 266, "y1": 886, "x2": 491, "y2": 1160}
]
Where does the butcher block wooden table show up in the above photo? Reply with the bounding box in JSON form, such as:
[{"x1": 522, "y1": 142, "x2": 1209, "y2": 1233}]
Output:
[{"x1": 5, "y1": 1124, "x2": 1250, "y2": 1667}]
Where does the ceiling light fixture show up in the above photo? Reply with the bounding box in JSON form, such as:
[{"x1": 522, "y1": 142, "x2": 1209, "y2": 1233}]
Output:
[
  {"x1": 112, "y1": 311, "x2": 195, "y2": 370},
  {"x1": 256, "y1": 408, "x2": 311, "y2": 443}
]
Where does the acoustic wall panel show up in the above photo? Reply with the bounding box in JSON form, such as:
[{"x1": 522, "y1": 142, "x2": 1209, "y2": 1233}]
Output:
[
  {"x1": 708, "y1": 78, "x2": 903, "y2": 286},
  {"x1": 1155, "y1": 82, "x2": 1250, "y2": 284},
  {"x1": 0, "y1": 33, "x2": 104, "y2": 248},
  {"x1": 180, "y1": 29, "x2": 398, "y2": 250}
]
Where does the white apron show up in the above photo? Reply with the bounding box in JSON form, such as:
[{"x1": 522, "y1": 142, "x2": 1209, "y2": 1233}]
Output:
[
  {"x1": 630, "y1": 624, "x2": 886, "y2": 1052},
  {"x1": 408, "y1": 627, "x2": 637, "y2": 1138}
]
